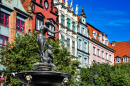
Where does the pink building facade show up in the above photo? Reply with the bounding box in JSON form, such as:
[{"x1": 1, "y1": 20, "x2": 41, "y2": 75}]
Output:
[{"x1": 87, "y1": 23, "x2": 115, "y2": 65}]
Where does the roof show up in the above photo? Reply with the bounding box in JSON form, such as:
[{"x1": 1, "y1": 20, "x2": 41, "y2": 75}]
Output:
[
  {"x1": 112, "y1": 41, "x2": 130, "y2": 57},
  {"x1": 20, "y1": 0, "x2": 31, "y2": 11},
  {"x1": 62, "y1": 0, "x2": 65, "y2": 4},
  {"x1": 87, "y1": 23, "x2": 112, "y2": 48}
]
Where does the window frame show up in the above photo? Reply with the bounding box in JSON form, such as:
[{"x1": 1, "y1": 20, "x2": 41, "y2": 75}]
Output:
[
  {"x1": 115, "y1": 57, "x2": 121, "y2": 63},
  {"x1": 67, "y1": 38, "x2": 70, "y2": 52},
  {"x1": 101, "y1": 51, "x2": 104, "y2": 58},
  {"x1": 35, "y1": 15, "x2": 44, "y2": 31},
  {"x1": 0, "y1": 12, "x2": 9, "y2": 27},
  {"x1": 93, "y1": 47, "x2": 96, "y2": 55},
  {"x1": 16, "y1": 18, "x2": 25, "y2": 33},
  {"x1": 84, "y1": 42, "x2": 87, "y2": 52},
  {"x1": 67, "y1": 18, "x2": 71, "y2": 29},
  {"x1": 72, "y1": 21, "x2": 76, "y2": 32},
  {"x1": 61, "y1": 14, "x2": 65, "y2": 25},
  {"x1": 79, "y1": 39, "x2": 82, "y2": 50},
  {"x1": 47, "y1": 25, "x2": 55, "y2": 37},
  {"x1": 72, "y1": 41, "x2": 75, "y2": 55},
  {"x1": 97, "y1": 49, "x2": 100, "y2": 57}
]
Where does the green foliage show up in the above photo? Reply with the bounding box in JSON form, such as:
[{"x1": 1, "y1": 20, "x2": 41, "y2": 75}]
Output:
[
  {"x1": 80, "y1": 62, "x2": 130, "y2": 86},
  {"x1": 0, "y1": 31, "x2": 79, "y2": 86}
]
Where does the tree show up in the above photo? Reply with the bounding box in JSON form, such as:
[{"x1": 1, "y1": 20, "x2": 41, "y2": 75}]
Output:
[
  {"x1": 0, "y1": 31, "x2": 79, "y2": 86},
  {"x1": 80, "y1": 62, "x2": 130, "y2": 86}
]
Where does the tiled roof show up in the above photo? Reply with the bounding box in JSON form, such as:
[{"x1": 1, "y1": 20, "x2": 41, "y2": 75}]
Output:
[
  {"x1": 62, "y1": 0, "x2": 65, "y2": 4},
  {"x1": 87, "y1": 23, "x2": 112, "y2": 48},
  {"x1": 20, "y1": 0, "x2": 31, "y2": 11},
  {"x1": 77, "y1": 16, "x2": 80, "y2": 21},
  {"x1": 112, "y1": 41, "x2": 130, "y2": 57}
]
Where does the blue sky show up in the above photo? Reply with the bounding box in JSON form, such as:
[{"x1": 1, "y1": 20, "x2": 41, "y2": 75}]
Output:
[{"x1": 72, "y1": 0, "x2": 130, "y2": 42}]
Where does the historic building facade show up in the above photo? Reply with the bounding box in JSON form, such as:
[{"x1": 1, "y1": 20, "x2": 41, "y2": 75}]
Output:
[
  {"x1": 112, "y1": 41, "x2": 130, "y2": 65},
  {"x1": 54, "y1": 0, "x2": 78, "y2": 59},
  {"x1": 87, "y1": 23, "x2": 115, "y2": 65},
  {"x1": 77, "y1": 7, "x2": 90, "y2": 68},
  {"x1": 21, "y1": 0, "x2": 59, "y2": 39},
  {"x1": 0, "y1": 0, "x2": 32, "y2": 84}
]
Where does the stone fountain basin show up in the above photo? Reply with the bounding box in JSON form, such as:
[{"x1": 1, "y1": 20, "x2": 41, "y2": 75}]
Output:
[{"x1": 15, "y1": 71, "x2": 71, "y2": 86}]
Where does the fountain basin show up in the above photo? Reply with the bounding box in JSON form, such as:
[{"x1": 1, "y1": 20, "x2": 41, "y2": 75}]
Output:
[{"x1": 15, "y1": 71, "x2": 71, "y2": 86}]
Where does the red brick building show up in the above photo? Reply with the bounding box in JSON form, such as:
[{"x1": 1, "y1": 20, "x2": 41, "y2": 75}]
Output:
[
  {"x1": 21, "y1": 0, "x2": 59, "y2": 39},
  {"x1": 112, "y1": 41, "x2": 130, "y2": 64}
]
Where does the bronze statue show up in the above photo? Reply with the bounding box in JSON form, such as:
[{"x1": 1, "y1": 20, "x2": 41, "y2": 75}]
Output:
[{"x1": 37, "y1": 20, "x2": 60, "y2": 65}]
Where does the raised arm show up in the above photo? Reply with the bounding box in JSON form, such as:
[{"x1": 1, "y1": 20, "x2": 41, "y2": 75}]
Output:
[{"x1": 47, "y1": 28, "x2": 60, "y2": 34}]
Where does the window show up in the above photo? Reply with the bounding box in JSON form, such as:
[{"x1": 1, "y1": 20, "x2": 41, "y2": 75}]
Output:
[
  {"x1": 36, "y1": 18, "x2": 43, "y2": 31},
  {"x1": 115, "y1": 57, "x2": 121, "y2": 63},
  {"x1": 61, "y1": 35, "x2": 64, "y2": 44},
  {"x1": 78, "y1": 55, "x2": 81, "y2": 62},
  {"x1": 93, "y1": 47, "x2": 95, "y2": 55},
  {"x1": 109, "y1": 55, "x2": 111, "y2": 61},
  {"x1": 0, "y1": 35, "x2": 8, "y2": 47},
  {"x1": 0, "y1": 35, "x2": 8, "y2": 62},
  {"x1": 0, "y1": 12, "x2": 9, "y2": 27},
  {"x1": 84, "y1": 42, "x2": 87, "y2": 52},
  {"x1": 67, "y1": 18, "x2": 71, "y2": 29},
  {"x1": 84, "y1": 58, "x2": 87, "y2": 65},
  {"x1": 106, "y1": 53, "x2": 108, "y2": 60},
  {"x1": 97, "y1": 49, "x2": 100, "y2": 57},
  {"x1": 61, "y1": 14, "x2": 65, "y2": 25},
  {"x1": 72, "y1": 22, "x2": 76, "y2": 32},
  {"x1": 72, "y1": 41, "x2": 75, "y2": 55},
  {"x1": 105, "y1": 38, "x2": 108, "y2": 46},
  {"x1": 67, "y1": 38, "x2": 70, "y2": 52},
  {"x1": 82, "y1": 27, "x2": 85, "y2": 34},
  {"x1": 123, "y1": 56, "x2": 129, "y2": 62},
  {"x1": 16, "y1": 19, "x2": 25, "y2": 32},
  {"x1": 79, "y1": 39, "x2": 82, "y2": 50},
  {"x1": 93, "y1": 60, "x2": 95, "y2": 63},
  {"x1": 40, "y1": 0, "x2": 42, "y2": 5},
  {"x1": 92, "y1": 31, "x2": 97, "y2": 39},
  {"x1": 101, "y1": 51, "x2": 104, "y2": 58},
  {"x1": 48, "y1": 25, "x2": 54, "y2": 37}
]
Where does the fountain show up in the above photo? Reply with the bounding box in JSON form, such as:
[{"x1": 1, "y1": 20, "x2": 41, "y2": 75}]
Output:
[{"x1": 15, "y1": 20, "x2": 71, "y2": 86}]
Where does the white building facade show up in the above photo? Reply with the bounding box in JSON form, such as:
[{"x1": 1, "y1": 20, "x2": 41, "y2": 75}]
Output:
[{"x1": 54, "y1": 0, "x2": 78, "y2": 59}]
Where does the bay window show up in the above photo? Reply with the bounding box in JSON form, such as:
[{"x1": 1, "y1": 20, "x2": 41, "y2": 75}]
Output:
[
  {"x1": 0, "y1": 12, "x2": 9, "y2": 27},
  {"x1": 16, "y1": 19, "x2": 25, "y2": 32}
]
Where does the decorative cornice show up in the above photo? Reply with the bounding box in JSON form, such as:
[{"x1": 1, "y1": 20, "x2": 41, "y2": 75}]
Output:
[
  {"x1": 77, "y1": 32, "x2": 90, "y2": 40},
  {"x1": 78, "y1": 49, "x2": 90, "y2": 55},
  {"x1": 54, "y1": 2, "x2": 77, "y2": 16},
  {"x1": 91, "y1": 38, "x2": 116, "y2": 53},
  {"x1": 50, "y1": 11, "x2": 59, "y2": 16},
  {"x1": 0, "y1": 3, "x2": 13, "y2": 12},
  {"x1": 31, "y1": 0, "x2": 43, "y2": 8},
  {"x1": 59, "y1": 23, "x2": 77, "y2": 35},
  {"x1": 14, "y1": 7, "x2": 32, "y2": 19},
  {"x1": 79, "y1": 21, "x2": 87, "y2": 27}
]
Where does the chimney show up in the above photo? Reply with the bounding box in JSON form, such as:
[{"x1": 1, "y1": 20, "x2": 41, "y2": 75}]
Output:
[{"x1": 112, "y1": 41, "x2": 116, "y2": 46}]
